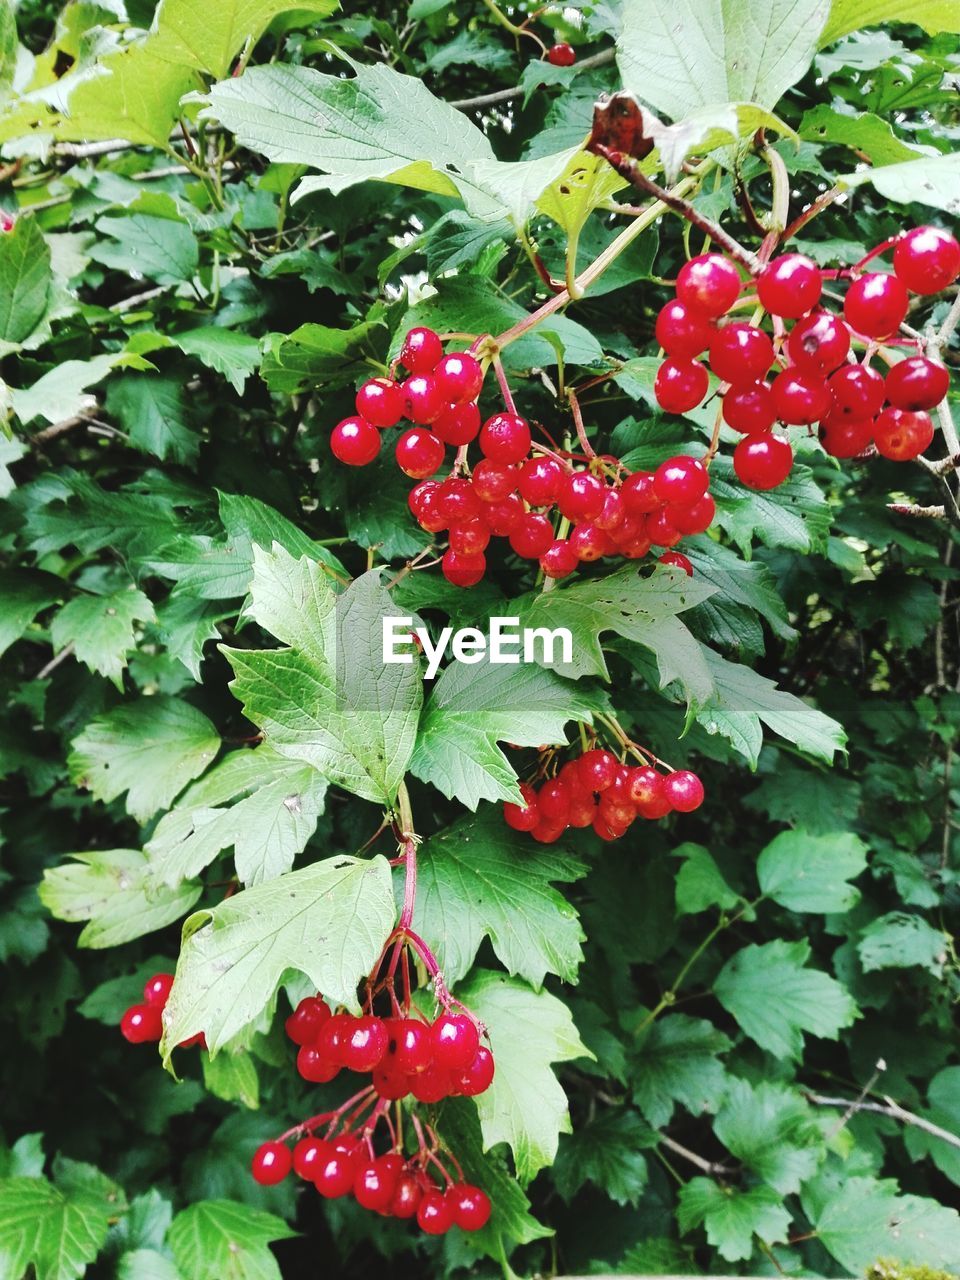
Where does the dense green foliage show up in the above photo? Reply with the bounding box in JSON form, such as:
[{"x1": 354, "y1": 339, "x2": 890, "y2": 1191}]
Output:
[{"x1": 1, "y1": 1, "x2": 959, "y2": 1277}]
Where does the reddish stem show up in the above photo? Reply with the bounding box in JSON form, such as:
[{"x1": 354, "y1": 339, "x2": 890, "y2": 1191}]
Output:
[{"x1": 493, "y1": 355, "x2": 518, "y2": 414}]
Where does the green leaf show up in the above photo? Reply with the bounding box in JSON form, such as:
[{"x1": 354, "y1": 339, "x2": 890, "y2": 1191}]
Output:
[
  {"x1": 714, "y1": 1079, "x2": 825, "y2": 1194},
  {"x1": 0, "y1": 570, "x2": 61, "y2": 657},
  {"x1": 677, "y1": 1178, "x2": 791, "y2": 1263},
  {"x1": 218, "y1": 492, "x2": 347, "y2": 577},
  {"x1": 683, "y1": 539, "x2": 796, "y2": 653},
  {"x1": 222, "y1": 548, "x2": 421, "y2": 804},
  {"x1": 535, "y1": 150, "x2": 628, "y2": 238},
  {"x1": 89, "y1": 214, "x2": 198, "y2": 285},
  {"x1": 745, "y1": 764, "x2": 862, "y2": 835},
  {"x1": 409, "y1": 657, "x2": 601, "y2": 809},
  {"x1": 0, "y1": 1160, "x2": 126, "y2": 1280},
  {"x1": 857, "y1": 911, "x2": 947, "y2": 974},
  {"x1": 673, "y1": 843, "x2": 740, "y2": 916},
  {"x1": 0, "y1": 216, "x2": 51, "y2": 346},
  {"x1": 696, "y1": 648, "x2": 847, "y2": 767},
  {"x1": 259, "y1": 320, "x2": 384, "y2": 394},
  {"x1": 617, "y1": 0, "x2": 830, "y2": 116},
  {"x1": 841, "y1": 153, "x2": 960, "y2": 214},
  {"x1": 653, "y1": 102, "x2": 797, "y2": 184},
  {"x1": 820, "y1": 0, "x2": 960, "y2": 45},
  {"x1": 68, "y1": 696, "x2": 220, "y2": 823},
  {"x1": 11, "y1": 354, "x2": 123, "y2": 426},
  {"x1": 710, "y1": 457, "x2": 832, "y2": 555},
  {"x1": 515, "y1": 563, "x2": 716, "y2": 682},
  {"x1": 0, "y1": 0, "x2": 17, "y2": 102},
  {"x1": 714, "y1": 938, "x2": 858, "y2": 1060},
  {"x1": 50, "y1": 587, "x2": 156, "y2": 688},
  {"x1": 174, "y1": 328, "x2": 261, "y2": 394},
  {"x1": 757, "y1": 829, "x2": 868, "y2": 913},
  {"x1": 151, "y1": 0, "x2": 339, "y2": 78},
  {"x1": 800, "y1": 103, "x2": 928, "y2": 164},
  {"x1": 458, "y1": 970, "x2": 592, "y2": 1182},
  {"x1": 116, "y1": 1251, "x2": 181, "y2": 1280},
  {"x1": 161, "y1": 854, "x2": 396, "y2": 1055},
  {"x1": 202, "y1": 1050, "x2": 260, "y2": 1110},
  {"x1": 0, "y1": 435, "x2": 25, "y2": 497},
  {"x1": 905, "y1": 1066, "x2": 960, "y2": 1187},
  {"x1": 145, "y1": 746, "x2": 327, "y2": 888},
  {"x1": 106, "y1": 375, "x2": 198, "y2": 464},
  {"x1": 168, "y1": 1200, "x2": 295, "y2": 1280},
  {"x1": 552, "y1": 1109, "x2": 653, "y2": 1206},
  {"x1": 407, "y1": 812, "x2": 587, "y2": 988},
  {"x1": 39, "y1": 849, "x2": 202, "y2": 948},
  {"x1": 631, "y1": 1014, "x2": 731, "y2": 1128},
  {"x1": 805, "y1": 1175, "x2": 960, "y2": 1273}
]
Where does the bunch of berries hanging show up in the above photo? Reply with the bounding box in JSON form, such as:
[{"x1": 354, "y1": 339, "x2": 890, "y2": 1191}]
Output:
[{"x1": 120, "y1": 972, "x2": 204, "y2": 1048}]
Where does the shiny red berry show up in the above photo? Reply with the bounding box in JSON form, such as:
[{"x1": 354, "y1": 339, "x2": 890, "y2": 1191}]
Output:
[
  {"x1": 787, "y1": 311, "x2": 850, "y2": 375},
  {"x1": 844, "y1": 272, "x2": 909, "y2": 339},
  {"x1": 654, "y1": 357, "x2": 709, "y2": 413},
  {"x1": 733, "y1": 433, "x2": 793, "y2": 490},
  {"x1": 431, "y1": 1013, "x2": 480, "y2": 1071},
  {"x1": 472, "y1": 459, "x2": 517, "y2": 502},
  {"x1": 518, "y1": 456, "x2": 564, "y2": 505},
  {"x1": 390, "y1": 1172, "x2": 424, "y2": 1219},
  {"x1": 655, "y1": 299, "x2": 714, "y2": 358},
  {"x1": 293, "y1": 1137, "x2": 326, "y2": 1180},
  {"x1": 340, "y1": 1015, "x2": 388, "y2": 1072},
  {"x1": 893, "y1": 226, "x2": 960, "y2": 295},
  {"x1": 401, "y1": 373, "x2": 444, "y2": 424},
  {"x1": 670, "y1": 493, "x2": 715, "y2": 535},
  {"x1": 819, "y1": 417, "x2": 874, "y2": 458},
  {"x1": 873, "y1": 407, "x2": 934, "y2": 460},
  {"x1": 547, "y1": 42, "x2": 576, "y2": 66},
  {"x1": 771, "y1": 369, "x2": 831, "y2": 425},
  {"x1": 538, "y1": 776, "x2": 571, "y2": 823},
  {"x1": 664, "y1": 769, "x2": 705, "y2": 812},
  {"x1": 757, "y1": 253, "x2": 822, "y2": 318},
  {"x1": 120, "y1": 1003, "x2": 163, "y2": 1043},
  {"x1": 143, "y1": 973, "x2": 174, "y2": 1007},
  {"x1": 483, "y1": 492, "x2": 524, "y2": 535},
  {"x1": 396, "y1": 428, "x2": 444, "y2": 478},
  {"x1": 828, "y1": 364, "x2": 885, "y2": 418},
  {"x1": 434, "y1": 352, "x2": 483, "y2": 404},
  {"x1": 252, "y1": 1141, "x2": 291, "y2": 1186},
  {"x1": 627, "y1": 766, "x2": 669, "y2": 816},
  {"x1": 558, "y1": 471, "x2": 606, "y2": 521},
  {"x1": 410, "y1": 1060, "x2": 456, "y2": 1103},
  {"x1": 392, "y1": 1018, "x2": 434, "y2": 1075},
  {"x1": 884, "y1": 356, "x2": 950, "y2": 411},
  {"x1": 540, "y1": 539, "x2": 579, "y2": 579},
  {"x1": 722, "y1": 382, "x2": 776, "y2": 434},
  {"x1": 504, "y1": 782, "x2": 539, "y2": 830},
  {"x1": 315, "y1": 1148, "x2": 357, "y2": 1198},
  {"x1": 620, "y1": 471, "x2": 660, "y2": 514},
  {"x1": 448, "y1": 518, "x2": 490, "y2": 556},
  {"x1": 708, "y1": 323, "x2": 774, "y2": 385},
  {"x1": 442, "y1": 548, "x2": 486, "y2": 587},
  {"x1": 646, "y1": 506, "x2": 682, "y2": 547},
  {"x1": 653, "y1": 455, "x2": 708, "y2": 506},
  {"x1": 434, "y1": 402, "x2": 481, "y2": 446},
  {"x1": 417, "y1": 1188, "x2": 456, "y2": 1234},
  {"x1": 331, "y1": 416, "x2": 380, "y2": 466},
  {"x1": 509, "y1": 511, "x2": 554, "y2": 558},
  {"x1": 659, "y1": 551, "x2": 693, "y2": 576},
  {"x1": 579, "y1": 748, "x2": 618, "y2": 792},
  {"x1": 354, "y1": 1155, "x2": 403, "y2": 1211},
  {"x1": 479, "y1": 412, "x2": 531, "y2": 464},
  {"x1": 285, "y1": 996, "x2": 331, "y2": 1046},
  {"x1": 408, "y1": 480, "x2": 446, "y2": 532},
  {"x1": 400, "y1": 326, "x2": 443, "y2": 372},
  {"x1": 437, "y1": 476, "x2": 482, "y2": 523},
  {"x1": 450, "y1": 1183, "x2": 492, "y2": 1231},
  {"x1": 676, "y1": 253, "x2": 741, "y2": 318},
  {"x1": 296, "y1": 1045, "x2": 340, "y2": 1083},
  {"x1": 356, "y1": 378, "x2": 404, "y2": 428}
]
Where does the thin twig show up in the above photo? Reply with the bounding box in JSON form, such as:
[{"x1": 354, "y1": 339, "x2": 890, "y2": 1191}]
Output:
[
  {"x1": 806, "y1": 1092, "x2": 960, "y2": 1152},
  {"x1": 449, "y1": 47, "x2": 616, "y2": 110},
  {"x1": 35, "y1": 643, "x2": 73, "y2": 680},
  {"x1": 658, "y1": 1133, "x2": 729, "y2": 1176}
]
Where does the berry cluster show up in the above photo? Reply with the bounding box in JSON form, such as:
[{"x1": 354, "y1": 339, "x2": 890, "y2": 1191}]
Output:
[
  {"x1": 286, "y1": 995, "x2": 494, "y2": 1103},
  {"x1": 252, "y1": 1113, "x2": 490, "y2": 1235},
  {"x1": 120, "y1": 971, "x2": 204, "y2": 1048},
  {"x1": 332, "y1": 328, "x2": 714, "y2": 587},
  {"x1": 504, "y1": 746, "x2": 704, "y2": 843},
  {"x1": 655, "y1": 226, "x2": 959, "y2": 483}
]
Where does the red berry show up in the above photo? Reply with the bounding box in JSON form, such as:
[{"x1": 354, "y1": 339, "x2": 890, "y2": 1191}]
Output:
[
  {"x1": 483, "y1": 492, "x2": 524, "y2": 535},
  {"x1": 317, "y1": 1012, "x2": 350, "y2": 1061},
  {"x1": 884, "y1": 356, "x2": 950, "y2": 411},
  {"x1": 733, "y1": 433, "x2": 793, "y2": 490},
  {"x1": 579, "y1": 748, "x2": 618, "y2": 792},
  {"x1": 820, "y1": 417, "x2": 874, "y2": 458},
  {"x1": 655, "y1": 299, "x2": 714, "y2": 359},
  {"x1": 664, "y1": 769, "x2": 704, "y2": 812},
  {"x1": 293, "y1": 1137, "x2": 326, "y2": 1180},
  {"x1": 285, "y1": 996, "x2": 331, "y2": 1046},
  {"x1": 401, "y1": 374, "x2": 444, "y2": 424},
  {"x1": 708, "y1": 323, "x2": 774, "y2": 385},
  {"x1": 410, "y1": 1060, "x2": 455, "y2": 1103},
  {"x1": 676, "y1": 253, "x2": 741, "y2": 318},
  {"x1": 828, "y1": 364, "x2": 885, "y2": 418},
  {"x1": 354, "y1": 1156, "x2": 403, "y2": 1211},
  {"x1": 120, "y1": 1003, "x2": 163, "y2": 1043},
  {"x1": 771, "y1": 368, "x2": 831, "y2": 425},
  {"x1": 646, "y1": 506, "x2": 682, "y2": 547},
  {"x1": 722, "y1": 382, "x2": 776, "y2": 434},
  {"x1": 431, "y1": 1013, "x2": 480, "y2": 1071},
  {"x1": 479, "y1": 412, "x2": 531, "y2": 464},
  {"x1": 670, "y1": 493, "x2": 715, "y2": 535},
  {"x1": 538, "y1": 776, "x2": 571, "y2": 823},
  {"x1": 392, "y1": 1018, "x2": 434, "y2": 1075},
  {"x1": 297, "y1": 1045, "x2": 340, "y2": 1083},
  {"x1": 434, "y1": 352, "x2": 483, "y2": 404},
  {"x1": 594, "y1": 488, "x2": 625, "y2": 531},
  {"x1": 653, "y1": 455, "x2": 708, "y2": 506},
  {"x1": 252, "y1": 1141, "x2": 291, "y2": 1186},
  {"x1": 509, "y1": 511, "x2": 554, "y2": 558},
  {"x1": 659, "y1": 550, "x2": 693, "y2": 575},
  {"x1": 627, "y1": 766, "x2": 668, "y2": 815},
  {"x1": 787, "y1": 311, "x2": 850, "y2": 375},
  {"x1": 340, "y1": 1015, "x2": 388, "y2": 1072},
  {"x1": 620, "y1": 471, "x2": 660, "y2": 514},
  {"x1": 654, "y1": 357, "x2": 709, "y2": 413},
  {"x1": 757, "y1": 253, "x2": 822, "y2": 318},
  {"x1": 331, "y1": 416, "x2": 380, "y2": 466},
  {"x1": 893, "y1": 226, "x2": 960, "y2": 295},
  {"x1": 400, "y1": 326, "x2": 443, "y2": 373},
  {"x1": 143, "y1": 973, "x2": 174, "y2": 1007},
  {"x1": 472, "y1": 459, "x2": 517, "y2": 502},
  {"x1": 315, "y1": 1148, "x2": 357, "y2": 1198},
  {"x1": 873, "y1": 407, "x2": 934, "y2": 460},
  {"x1": 531, "y1": 818, "x2": 567, "y2": 843},
  {"x1": 844, "y1": 272, "x2": 909, "y2": 339},
  {"x1": 518, "y1": 456, "x2": 564, "y2": 506},
  {"x1": 434, "y1": 402, "x2": 481, "y2": 446},
  {"x1": 547, "y1": 41, "x2": 576, "y2": 66},
  {"x1": 540, "y1": 539, "x2": 579, "y2": 579},
  {"x1": 504, "y1": 781, "x2": 540, "y2": 831},
  {"x1": 437, "y1": 476, "x2": 482, "y2": 523},
  {"x1": 442, "y1": 548, "x2": 486, "y2": 587},
  {"x1": 448, "y1": 518, "x2": 490, "y2": 556},
  {"x1": 417, "y1": 1188, "x2": 456, "y2": 1235},
  {"x1": 558, "y1": 472, "x2": 606, "y2": 522},
  {"x1": 372, "y1": 1060, "x2": 411, "y2": 1099},
  {"x1": 450, "y1": 1183, "x2": 492, "y2": 1231},
  {"x1": 390, "y1": 1172, "x2": 424, "y2": 1219},
  {"x1": 408, "y1": 480, "x2": 447, "y2": 533},
  {"x1": 396, "y1": 428, "x2": 444, "y2": 478},
  {"x1": 356, "y1": 378, "x2": 404, "y2": 428}
]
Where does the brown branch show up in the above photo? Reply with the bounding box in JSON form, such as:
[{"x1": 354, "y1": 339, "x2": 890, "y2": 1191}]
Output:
[
  {"x1": 31, "y1": 413, "x2": 92, "y2": 444},
  {"x1": 805, "y1": 1092, "x2": 960, "y2": 1152},
  {"x1": 781, "y1": 184, "x2": 845, "y2": 242},
  {"x1": 658, "y1": 1133, "x2": 729, "y2": 1176},
  {"x1": 888, "y1": 502, "x2": 947, "y2": 520}
]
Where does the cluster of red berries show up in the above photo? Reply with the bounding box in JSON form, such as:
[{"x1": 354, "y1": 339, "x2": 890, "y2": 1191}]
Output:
[
  {"x1": 119, "y1": 971, "x2": 203, "y2": 1048},
  {"x1": 331, "y1": 327, "x2": 713, "y2": 586},
  {"x1": 504, "y1": 746, "x2": 704, "y2": 843},
  {"x1": 285, "y1": 994, "x2": 494, "y2": 1103},
  {"x1": 654, "y1": 225, "x2": 959, "y2": 482},
  {"x1": 252, "y1": 1120, "x2": 490, "y2": 1234}
]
